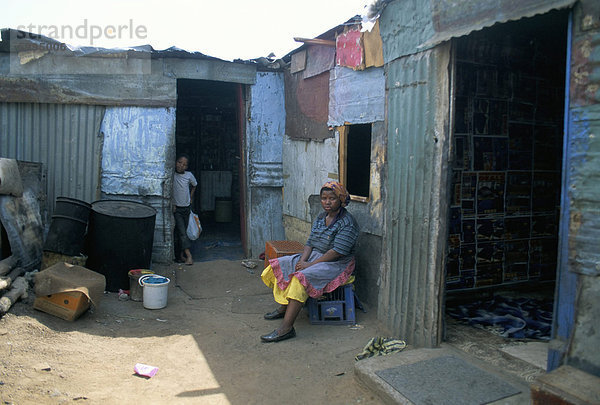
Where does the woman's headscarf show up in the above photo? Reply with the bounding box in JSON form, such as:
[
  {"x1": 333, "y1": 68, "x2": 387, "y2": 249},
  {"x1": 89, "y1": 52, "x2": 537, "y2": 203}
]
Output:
[{"x1": 321, "y1": 181, "x2": 350, "y2": 207}]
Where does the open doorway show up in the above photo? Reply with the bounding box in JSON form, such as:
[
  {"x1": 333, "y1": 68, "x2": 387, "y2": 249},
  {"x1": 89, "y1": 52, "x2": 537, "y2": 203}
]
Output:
[
  {"x1": 444, "y1": 10, "x2": 569, "y2": 373},
  {"x1": 175, "y1": 79, "x2": 243, "y2": 261}
]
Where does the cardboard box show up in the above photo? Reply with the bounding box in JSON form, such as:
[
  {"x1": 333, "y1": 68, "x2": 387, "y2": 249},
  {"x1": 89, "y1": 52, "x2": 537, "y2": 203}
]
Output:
[
  {"x1": 34, "y1": 262, "x2": 105, "y2": 321},
  {"x1": 264, "y1": 240, "x2": 304, "y2": 268},
  {"x1": 34, "y1": 291, "x2": 90, "y2": 321}
]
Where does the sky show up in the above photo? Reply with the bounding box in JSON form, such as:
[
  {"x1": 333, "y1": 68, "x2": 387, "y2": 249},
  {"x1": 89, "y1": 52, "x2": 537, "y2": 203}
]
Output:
[{"x1": 1, "y1": 0, "x2": 370, "y2": 61}]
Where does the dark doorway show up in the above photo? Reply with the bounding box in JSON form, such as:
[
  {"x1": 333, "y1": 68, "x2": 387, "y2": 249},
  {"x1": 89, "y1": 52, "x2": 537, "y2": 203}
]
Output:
[
  {"x1": 175, "y1": 79, "x2": 243, "y2": 262},
  {"x1": 444, "y1": 9, "x2": 569, "y2": 372}
]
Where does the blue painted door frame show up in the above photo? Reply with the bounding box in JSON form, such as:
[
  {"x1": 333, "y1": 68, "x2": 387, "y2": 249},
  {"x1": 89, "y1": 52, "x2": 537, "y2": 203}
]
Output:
[{"x1": 548, "y1": 10, "x2": 577, "y2": 372}]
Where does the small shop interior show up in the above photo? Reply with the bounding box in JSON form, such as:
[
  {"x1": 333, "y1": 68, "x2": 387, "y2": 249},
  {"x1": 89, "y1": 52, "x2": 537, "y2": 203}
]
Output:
[
  {"x1": 444, "y1": 9, "x2": 568, "y2": 351},
  {"x1": 175, "y1": 79, "x2": 243, "y2": 261}
]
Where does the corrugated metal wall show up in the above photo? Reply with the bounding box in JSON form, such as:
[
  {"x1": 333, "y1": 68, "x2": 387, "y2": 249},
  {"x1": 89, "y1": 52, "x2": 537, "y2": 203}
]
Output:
[
  {"x1": 0, "y1": 103, "x2": 104, "y2": 224},
  {"x1": 381, "y1": 44, "x2": 451, "y2": 347},
  {"x1": 246, "y1": 72, "x2": 286, "y2": 257}
]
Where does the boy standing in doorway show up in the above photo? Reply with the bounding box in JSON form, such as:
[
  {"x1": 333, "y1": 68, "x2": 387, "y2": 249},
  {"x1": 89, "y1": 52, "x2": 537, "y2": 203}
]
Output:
[{"x1": 173, "y1": 154, "x2": 197, "y2": 265}]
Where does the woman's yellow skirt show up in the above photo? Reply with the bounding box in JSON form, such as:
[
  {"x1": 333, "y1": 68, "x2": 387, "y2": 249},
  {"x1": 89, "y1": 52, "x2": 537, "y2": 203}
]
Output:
[
  {"x1": 261, "y1": 265, "x2": 309, "y2": 305},
  {"x1": 261, "y1": 265, "x2": 355, "y2": 305}
]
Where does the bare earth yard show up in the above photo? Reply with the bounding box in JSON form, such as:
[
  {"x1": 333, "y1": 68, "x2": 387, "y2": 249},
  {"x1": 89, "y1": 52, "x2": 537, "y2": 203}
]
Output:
[{"x1": 0, "y1": 260, "x2": 388, "y2": 405}]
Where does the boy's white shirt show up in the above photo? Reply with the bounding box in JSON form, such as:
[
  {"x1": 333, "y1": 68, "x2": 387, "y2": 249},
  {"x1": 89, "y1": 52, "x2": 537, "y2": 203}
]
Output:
[{"x1": 173, "y1": 171, "x2": 197, "y2": 207}]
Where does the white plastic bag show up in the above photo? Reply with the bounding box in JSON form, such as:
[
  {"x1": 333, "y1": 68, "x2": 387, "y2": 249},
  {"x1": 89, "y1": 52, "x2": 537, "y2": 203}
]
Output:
[{"x1": 186, "y1": 211, "x2": 202, "y2": 240}]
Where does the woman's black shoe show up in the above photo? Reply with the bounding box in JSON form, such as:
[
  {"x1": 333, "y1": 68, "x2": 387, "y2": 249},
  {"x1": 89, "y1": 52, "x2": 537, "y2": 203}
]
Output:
[
  {"x1": 260, "y1": 327, "x2": 296, "y2": 342},
  {"x1": 264, "y1": 309, "x2": 285, "y2": 320}
]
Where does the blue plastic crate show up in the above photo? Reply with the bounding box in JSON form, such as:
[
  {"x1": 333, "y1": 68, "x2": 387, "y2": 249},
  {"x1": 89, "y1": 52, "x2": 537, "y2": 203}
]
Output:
[{"x1": 307, "y1": 284, "x2": 356, "y2": 325}]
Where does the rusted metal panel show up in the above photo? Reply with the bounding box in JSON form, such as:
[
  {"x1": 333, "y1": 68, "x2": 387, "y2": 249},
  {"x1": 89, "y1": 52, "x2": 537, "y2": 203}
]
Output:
[
  {"x1": 284, "y1": 70, "x2": 331, "y2": 140},
  {"x1": 381, "y1": 44, "x2": 451, "y2": 348},
  {"x1": 570, "y1": 32, "x2": 600, "y2": 106},
  {"x1": 246, "y1": 72, "x2": 286, "y2": 257},
  {"x1": 328, "y1": 66, "x2": 385, "y2": 127},
  {"x1": 0, "y1": 102, "x2": 104, "y2": 223},
  {"x1": 336, "y1": 27, "x2": 364, "y2": 70},
  {"x1": 380, "y1": 0, "x2": 575, "y2": 63}
]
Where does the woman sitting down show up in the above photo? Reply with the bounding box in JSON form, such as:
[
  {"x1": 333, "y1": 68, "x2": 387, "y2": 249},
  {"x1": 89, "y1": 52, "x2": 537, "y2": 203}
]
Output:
[{"x1": 260, "y1": 181, "x2": 360, "y2": 342}]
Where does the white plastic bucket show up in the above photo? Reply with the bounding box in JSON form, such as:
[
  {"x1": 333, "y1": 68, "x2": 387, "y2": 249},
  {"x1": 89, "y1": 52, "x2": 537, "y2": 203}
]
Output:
[{"x1": 139, "y1": 275, "x2": 170, "y2": 309}]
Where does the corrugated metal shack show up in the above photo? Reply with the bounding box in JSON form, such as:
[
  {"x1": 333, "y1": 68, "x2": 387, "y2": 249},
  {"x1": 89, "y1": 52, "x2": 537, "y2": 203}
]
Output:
[
  {"x1": 282, "y1": 0, "x2": 600, "y2": 392},
  {"x1": 0, "y1": 28, "x2": 286, "y2": 263},
  {"x1": 371, "y1": 0, "x2": 599, "y2": 394},
  {"x1": 2, "y1": 0, "x2": 599, "y2": 391},
  {"x1": 282, "y1": 17, "x2": 386, "y2": 307}
]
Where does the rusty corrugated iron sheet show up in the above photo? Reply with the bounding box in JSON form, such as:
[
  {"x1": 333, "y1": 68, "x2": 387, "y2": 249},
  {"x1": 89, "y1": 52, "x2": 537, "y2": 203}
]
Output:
[
  {"x1": 570, "y1": 0, "x2": 600, "y2": 107},
  {"x1": 284, "y1": 70, "x2": 331, "y2": 140},
  {"x1": 381, "y1": 44, "x2": 451, "y2": 347}
]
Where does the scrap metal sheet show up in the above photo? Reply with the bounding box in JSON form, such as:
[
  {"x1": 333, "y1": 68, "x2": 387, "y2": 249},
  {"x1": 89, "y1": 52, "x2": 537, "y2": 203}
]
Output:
[
  {"x1": 328, "y1": 66, "x2": 385, "y2": 127},
  {"x1": 285, "y1": 70, "x2": 331, "y2": 140},
  {"x1": 304, "y1": 45, "x2": 335, "y2": 79},
  {"x1": 336, "y1": 28, "x2": 364, "y2": 70},
  {"x1": 100, "y1": 107, "x2": 175, "y2": 196}
]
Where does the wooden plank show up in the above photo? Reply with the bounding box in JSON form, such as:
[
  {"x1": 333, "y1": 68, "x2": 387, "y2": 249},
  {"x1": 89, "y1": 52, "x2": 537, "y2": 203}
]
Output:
[{"x1": 293, "y1": 37, "x2": 336, "y2": 47}]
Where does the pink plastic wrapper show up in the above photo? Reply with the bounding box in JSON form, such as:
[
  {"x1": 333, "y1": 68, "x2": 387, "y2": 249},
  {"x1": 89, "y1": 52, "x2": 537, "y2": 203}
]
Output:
[{"x1": 134, "y1": 363, "x2": 159, "y2": 378}]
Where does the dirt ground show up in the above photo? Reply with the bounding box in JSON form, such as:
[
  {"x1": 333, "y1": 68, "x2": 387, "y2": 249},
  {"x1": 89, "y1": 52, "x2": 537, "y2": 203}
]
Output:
[{"x1": 0, "y1": 259, "x2": 390, "y2": 405}]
